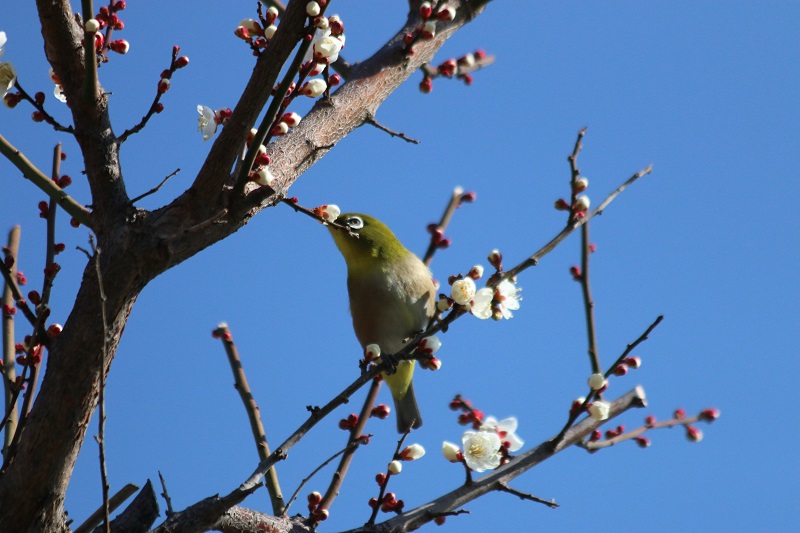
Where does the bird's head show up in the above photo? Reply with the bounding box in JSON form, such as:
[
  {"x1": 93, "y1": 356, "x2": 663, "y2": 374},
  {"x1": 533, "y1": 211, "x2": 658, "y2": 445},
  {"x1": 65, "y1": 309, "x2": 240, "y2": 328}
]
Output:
[{"x1": 329, "y1": 213, "x2": 410, "y2": 269}]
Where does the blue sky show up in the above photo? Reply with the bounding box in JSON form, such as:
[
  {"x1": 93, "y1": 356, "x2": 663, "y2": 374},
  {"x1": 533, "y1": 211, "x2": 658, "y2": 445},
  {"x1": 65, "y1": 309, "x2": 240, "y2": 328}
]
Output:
[{"x1": 1, "y1": 2, "x2": 798, "y2": 532}]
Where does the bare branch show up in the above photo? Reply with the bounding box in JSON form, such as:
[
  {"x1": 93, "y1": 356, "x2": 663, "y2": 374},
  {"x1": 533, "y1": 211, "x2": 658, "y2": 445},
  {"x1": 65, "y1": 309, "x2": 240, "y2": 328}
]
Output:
[
  {"x1": 130, "y1": 168, "x2": 180, "y2": 205},
  {"x1": 365, "y1": 115, "x2": 420, "y2": 145}
]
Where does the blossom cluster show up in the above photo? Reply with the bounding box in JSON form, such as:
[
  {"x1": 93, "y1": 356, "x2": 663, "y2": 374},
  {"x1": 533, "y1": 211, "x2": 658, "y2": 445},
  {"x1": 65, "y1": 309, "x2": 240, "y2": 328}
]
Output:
[
  {"x1": 446, "y1": 250, "x2": 521, "y2": 320},
  {"x1": 444, "y1": 396, "x2": 524, "y2": 473}
]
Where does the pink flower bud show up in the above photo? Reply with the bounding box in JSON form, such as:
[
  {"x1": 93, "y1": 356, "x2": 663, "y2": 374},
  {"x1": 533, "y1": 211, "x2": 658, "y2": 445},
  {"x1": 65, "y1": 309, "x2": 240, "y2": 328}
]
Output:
[
  {"x1": 624, "y1": 356, "x2": 641, "y2": 369},
  {"x1": 685, "y1": 425, "x2": 703, "y2": 442},
  {"x1": 419, "y1": 76, "x2": 433, "y2": 93},
  {"x1": 436, "y1": 5, "x2": 456, "y2": 21},
  {"x1": 420, "y1": 2, "x2": 433, "y2": 19},
  {"x1": 371, "y1": 404, "x2": 390, "y2": 419},
  {"x1": 109, "y1": 39, "x2": 130, "y2": 54},
  {"x1": 400, "y1": 443, "x2": 425, "y2": 460}
]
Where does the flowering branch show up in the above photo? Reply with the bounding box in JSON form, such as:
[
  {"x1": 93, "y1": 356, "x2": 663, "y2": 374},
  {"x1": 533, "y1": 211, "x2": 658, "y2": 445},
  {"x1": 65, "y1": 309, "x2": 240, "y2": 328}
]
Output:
[
  {"x1": 501, "y1": 163, "x2": 653, "y2": 284},
  {"x1": 11, "y1": 80, "x2": 74, "y2": 133},
  {"x1": 0, "y1": 135, "x2": 92, "y2": 227},
  {"x1": 422, "y1": 186, "x2": 475, "y2": 266},
  {"x1": 1, "y1": 226, "x2": 20, "y2": 454},
  {"x1": 373, "y1": 387, "x2": 647, "y2": 533},
  {"x1": 118, "y1": 46, "x2": 189, "y2": 144},
  {"x1": 212, "y1": 323, "x2": 284, "y2": 515},
  {"x1": 314, "y1": 378, "x2": 381, "y2": 523},
  {"x1": 567, "y1": 129, "x2": 602, "y2": 374},
  {"x1": 581, "y1": 407, "x2": 720, "y2": 451},
  {"x1": 233, "y1": 11, "x2": 320, "y2": 193}
]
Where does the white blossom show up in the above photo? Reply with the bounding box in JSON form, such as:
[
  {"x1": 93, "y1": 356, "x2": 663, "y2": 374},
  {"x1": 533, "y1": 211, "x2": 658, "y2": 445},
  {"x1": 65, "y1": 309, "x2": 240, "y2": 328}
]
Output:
[
  {"x1": 461, "y1": 430, "x2": 501, "y2": 472},
  {"x1": 388, "y1": 460, "x2": 402, "y2": 474},
  {"x1": 480, "y1": 416, "x2": 524, "y2": 452},
  {"x1": 313, "y1": 35, "x2": 343, "y2": 62},
  {"x1": 318, "y1": 204, "x2": 340, "y2": 221},
  {"x1": 197, "y1": 105, "x2": 217, "y2": 141},
  {"x1": 450, "y1": 277, "x2": 476, "y2": 306}
]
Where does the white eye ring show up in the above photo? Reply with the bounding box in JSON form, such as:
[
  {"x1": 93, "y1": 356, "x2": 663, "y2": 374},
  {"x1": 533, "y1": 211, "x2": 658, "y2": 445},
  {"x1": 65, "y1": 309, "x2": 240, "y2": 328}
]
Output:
[{"x1": 346, "y1": 216, "x2": 364, "y2": 230}]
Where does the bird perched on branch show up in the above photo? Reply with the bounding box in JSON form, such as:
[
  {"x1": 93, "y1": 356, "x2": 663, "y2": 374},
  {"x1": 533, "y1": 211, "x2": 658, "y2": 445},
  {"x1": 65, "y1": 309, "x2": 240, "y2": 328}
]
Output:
[{"x1": 329, "y1": 213, "x2": 435, "y2": 433}]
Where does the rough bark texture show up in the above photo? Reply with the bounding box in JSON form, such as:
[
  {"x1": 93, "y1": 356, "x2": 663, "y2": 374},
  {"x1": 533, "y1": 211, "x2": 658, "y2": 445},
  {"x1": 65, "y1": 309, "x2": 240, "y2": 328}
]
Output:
[{"x1": 0, "y1": 1, "x2": 490, "y2": 531}]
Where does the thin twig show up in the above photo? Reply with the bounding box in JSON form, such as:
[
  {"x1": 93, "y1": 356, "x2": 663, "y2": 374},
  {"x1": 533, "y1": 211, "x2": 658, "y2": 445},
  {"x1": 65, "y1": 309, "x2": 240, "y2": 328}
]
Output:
[
  {"x1": 130, "y1": 168, "x2": 180, "y2": 204},
  {"x1": 12, "y1": 80, "x2": 74, "y2": 133},
  {"x1": 162, "y1": 209, "x2": 228, "y2": 244},
  {"x1": 158, "y1": 471, "x2": 174, "y2": 516},
  {"x1": 554, "y1": 315, "x2": 664, "y2": 442},
  {"x1": 317, "y1": 378, "x2": 383, "y2": 519},
  {"x1": 497, "y1": 483, "x2": 559, "y2": 508},
  {"x1": 365, "y1": 116, "x2": 420, "y2": 144},
  {"x1": 567, "y1": 129, "x2": 601, "y2": 374},
  {"x1": 280, "y1": 198, "x2": 358, "y2": 236},
  {"x1": 118, "y1": 47, "x2": 182, "y2": 144},
  {"x1": 89, "y1": 235, "x2": 111, "y2": 533},
  {"x1": 422, "y1": 186, "x2": 469, "y2": 266},
  {"x1": 366, "y1": 424, "x2": 413, "y2": 525},
  {"x1": 284, "y1": 436, "x2": 365, "y2": 514},
  {"x1": 502, "y1": 164, "x2": 653, "y2": 283},
  {"x1": 214, "y1": 324, "x2": 284, "y2": 515}
]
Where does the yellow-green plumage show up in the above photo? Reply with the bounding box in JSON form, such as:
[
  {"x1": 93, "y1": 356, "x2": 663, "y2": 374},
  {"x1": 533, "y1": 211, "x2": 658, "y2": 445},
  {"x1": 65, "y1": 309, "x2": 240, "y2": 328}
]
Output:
[{"x1": 329, "y1": 213, "x2": 435, "y2": 432}]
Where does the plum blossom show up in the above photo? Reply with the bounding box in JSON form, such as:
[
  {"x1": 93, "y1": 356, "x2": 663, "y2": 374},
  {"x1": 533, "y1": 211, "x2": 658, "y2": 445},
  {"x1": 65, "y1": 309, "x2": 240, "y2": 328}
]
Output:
[
  {"x1": 450, "y1": 277, "x2": 476, "y2": 306},
  {"x1": 471, "y1": 279, "x2": 521, "y2": 320},
  {"x1": 461, "y1": 430, "x2": 501, "y2": 472},
  {"x1": 196, "y1": 105, "x2": 231, "y2": 141},
  {"x1": 480, "y1": 416, "x2": 523, "y2": 452}
]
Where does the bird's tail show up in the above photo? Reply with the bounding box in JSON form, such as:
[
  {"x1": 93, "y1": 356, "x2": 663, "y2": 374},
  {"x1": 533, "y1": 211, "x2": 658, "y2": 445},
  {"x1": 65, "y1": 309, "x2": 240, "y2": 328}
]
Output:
[
  {"x1": 392, "y1": 381, "x2": 422, "y2": 433},
  {"x1": 384, "y1": 361, "x2": 422, "y2": 432}
]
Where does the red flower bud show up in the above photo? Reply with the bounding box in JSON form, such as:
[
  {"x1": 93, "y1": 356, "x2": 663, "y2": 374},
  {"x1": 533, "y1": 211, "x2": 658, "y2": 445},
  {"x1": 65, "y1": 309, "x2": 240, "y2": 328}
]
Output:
[
  {"x1": 635, "y1": 436, "x2": 651, "y2": 448},
  {"x1": 70, "y1": 218, "x2": 80, "y2": 228},
  {"x1": 175, "y1": 56, "x2": 190, "y2": 68},
  {"x1": 419, "y1": 76, "x2": 433, "y2": 94},
  {"x1": 375, "y1": 472, "x2": 387, "y2": 485},
  {"x1": 645, "y1": 415, "x2": 656, "y2": 427},
  {"x1": 673, "y1": 408, "x2": 686, "y2": 420},
  {"x1": 58, "y1": 175, "x2": 72, "y2": 187},
  {"x1": 569, "y1": 265, "x2": 581, "y2": 280},
  {"x1": 699, "y1": 408, "x2": 720, "y2": 422},
  {"x1": 613, "y1": 364, "x2": 628, "y2": 376},
  {"x1": 34, "y1": 92, "x2": 45, "y2": 105},
  {"x1": 32, "y1": 111, "x2": 46, "y2": 123}
]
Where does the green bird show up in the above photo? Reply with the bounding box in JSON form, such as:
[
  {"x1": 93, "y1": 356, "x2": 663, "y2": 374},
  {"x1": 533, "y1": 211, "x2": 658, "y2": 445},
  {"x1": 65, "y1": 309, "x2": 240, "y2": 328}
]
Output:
[{"x1": 329, "y1": 213, "x2": 436, "y2": 433}]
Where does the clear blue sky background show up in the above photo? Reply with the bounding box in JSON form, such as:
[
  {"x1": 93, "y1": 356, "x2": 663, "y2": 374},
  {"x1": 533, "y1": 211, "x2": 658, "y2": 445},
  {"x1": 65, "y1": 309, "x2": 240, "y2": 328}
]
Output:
[{"x1": 2, "y1": 2, "x2": 798, "y2": 532}]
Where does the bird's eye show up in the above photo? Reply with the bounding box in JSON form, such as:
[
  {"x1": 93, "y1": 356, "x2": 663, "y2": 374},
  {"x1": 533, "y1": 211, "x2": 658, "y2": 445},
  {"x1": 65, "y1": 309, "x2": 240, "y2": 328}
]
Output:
[{"x1": 345, "y1": 216, "x2": 364, "y2": 230}]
